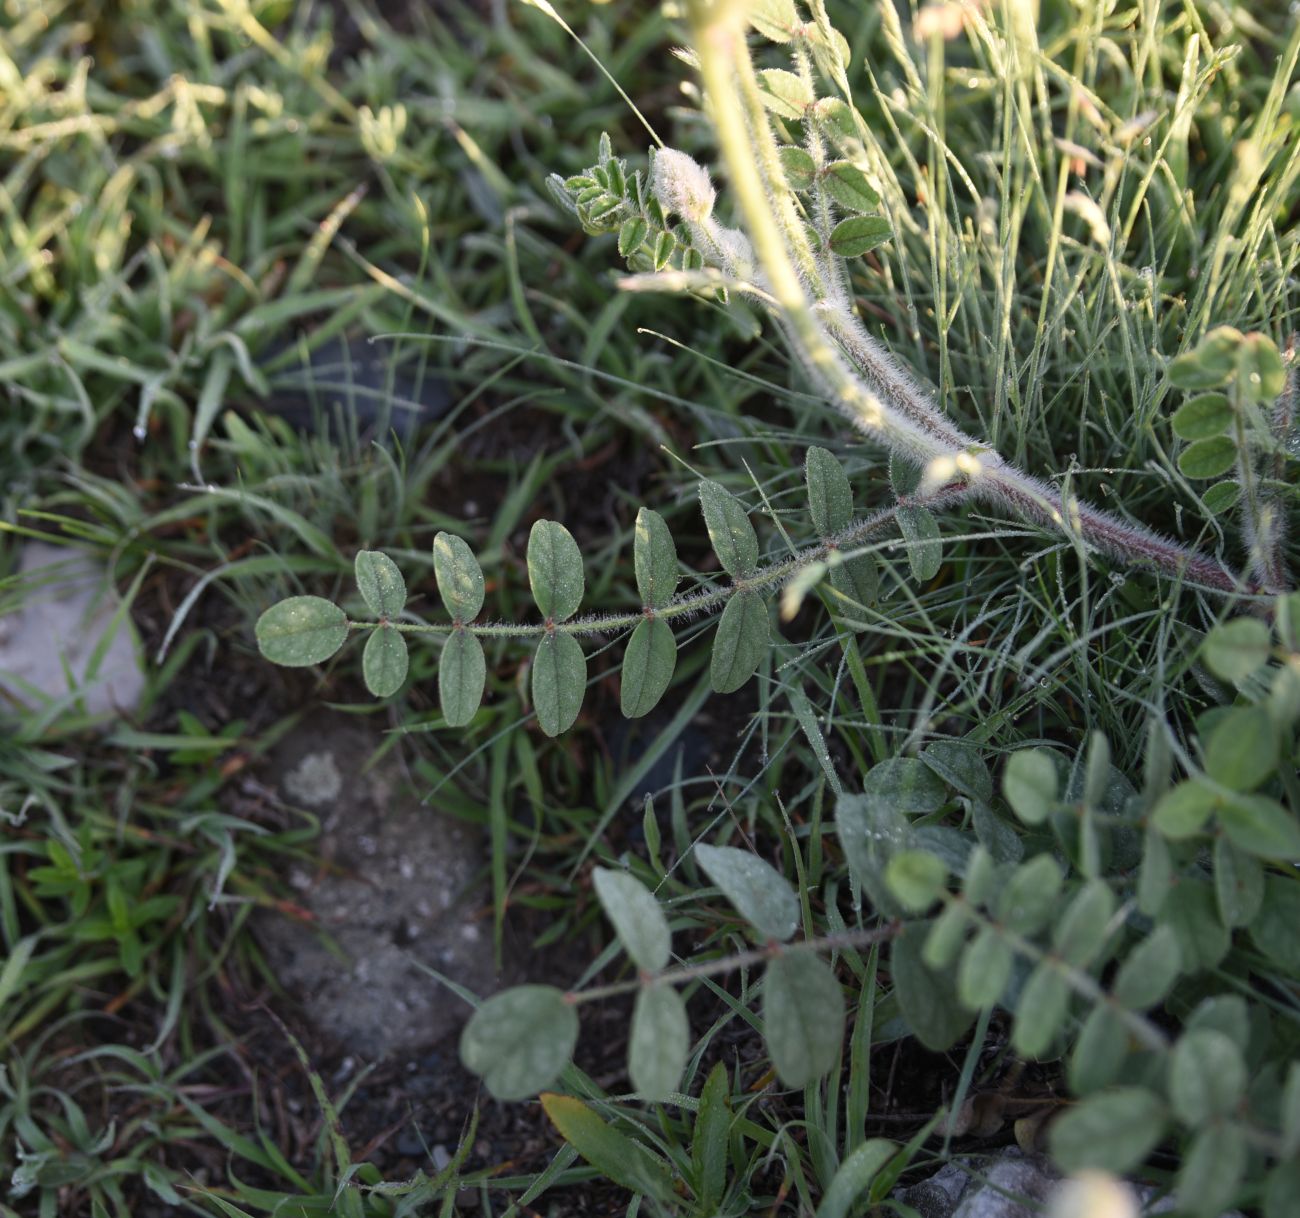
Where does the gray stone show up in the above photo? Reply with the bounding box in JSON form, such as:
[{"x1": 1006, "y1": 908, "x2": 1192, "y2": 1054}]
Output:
[
  {"x1": 252, "y1": 713, "x2": 500, "y2": 1059},
  {"x1": 896, "y1": 1150, "x2": 1057, "y2": 1218},
  {"x1": 0, "y1": 542, "x2": 145, "y2": 718}
]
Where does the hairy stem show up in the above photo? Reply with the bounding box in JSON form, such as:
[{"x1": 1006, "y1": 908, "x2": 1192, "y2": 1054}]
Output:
[
  {"x1": 564, "y1": 921, "x2": 901, "y2": 1005},
  {"x1": 685, "y1": 1, "x2": 1248, "y2": 598},
  {"x1": 349, "y1": 488, "x2": 966, "y2": 640}
]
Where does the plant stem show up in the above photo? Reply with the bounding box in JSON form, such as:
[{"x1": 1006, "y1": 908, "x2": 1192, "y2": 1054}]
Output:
[
  {"x1": 564, "y1": 921, "x2": 901, "y2": 1006},
  {"x1": 684, "y1": 1, "x2": 1251, "y2": 599},
  {"x1": 348, "y1": 487, "x2": 967, "y2": 640}
]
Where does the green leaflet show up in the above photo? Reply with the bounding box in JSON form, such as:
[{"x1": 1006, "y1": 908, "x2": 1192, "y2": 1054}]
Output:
[
  {"x1": 764, "y1": 950, "x2": 845, "y2": 1087},
  {"x1": 828, "y1": 215, "x2": 892, "y2": 258},
  {"x1": 1202, "y1": 617, "x2": 1270, "y2": 683},
  {"x1": 440, "y1": 628, "x2": 486, "y2": 727},
  {"x1": 1012, "y1": 962, "x2": 1069, "y2": 1058},
  {"x1": 1168, "y1": 1028, "x2": 1246, "y2": 1124},
  {"x1": 528, "y1": 519, "x2": 584, "y2": 621},
  {"x1": 629, "y1": 985, "x2": 688, "y2": 1102},
  {"x1": 695, "y1": 843, "x2": 798, "y2": 942},
  {"x1": 533, "y1": 631, "x2": 586, "y2": 737},
  {"x1": 1178, "y1": 435, "x2": 1236, "y2": 479},
  {"x1": 891, "y1": 934, "x2": 974, "y2": 1051},
  {"x1": 1049, "y1": 1087, "x2": 1168, "y2": 1173},
  {"x1": 699, "y1": 479, "x2": 759, "y2": 577},
  {"x1": 749, "y1": 0, "x2": 798, "y2": 43},
  {"x1": 1051, "y1": 879, "x2": 1115, "y2": 967},
  {"x1": 1171, "y1": 392, "x2": 1232, "y2": 440},
  {"x1": 433, "y1": 531, "x2": 485, "y2": 622},
  {"x1": 896, "y1": 505, "x2": 941, "y2": 582},
  {"x1": 362, "y1": 625, "x2": 408, "y2": 697},
  {"x1": 820, "y1": 161, "x2": 879, "y2": 213},
  {"x1": 634, "y1": 506, "x2": 678, "y2": 608},
  {"x1": 621, "y1": 617, "x2": 677, "y2": 718},
  {"x1": 354, "y1": 550, "x2": 406, "y2": 619},
  {"x1": 1003, "y1": 748, "x2": 1058, "y2": 824},
  {"x1": 806, "y1": 446, "x2": 853, "y2": 536},
  {"x1": 711, "y1": 590, "x2": 768, "y2": 693},
  {"x1": 592, "y1": 867, "x2": 671, "y2": 972},
  {"x1": 1214, "y1": 837, "x2": 1264, "y2": 926},
  {"x1": 459, "y1": 985, "x2": 577, "y2": 1100},
  {"x1": 255, "y1": 596, "x2": 349, "y2": 667},
  {"x1": 1177, "y1": 1127, "x2": 1246, "y2": 1218},
  {"x1": 779, "y1": 144, "x2": 816, "y2": 189},
  {"x1": 1204, "y1": 706, "x2": 1277, "y2": 792},
  {"x1": 884, "y1": 851, "x2": 946, "y2": 913},
  {"x1": 957, "y1": 926, "x2": 1011, "y2": 1010},
  {"x1": 1112, "y1": 925, "x2": 1180, "y2": 1010},
  {"x1": 758, "y1": 67, "x2": 812, "y2": 119},
  {"x1": 1068, "y1": 1005, "x2": 1128, "y2": 1095}
]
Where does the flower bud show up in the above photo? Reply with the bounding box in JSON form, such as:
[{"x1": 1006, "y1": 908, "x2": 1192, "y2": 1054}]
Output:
[{"x1": 651, "y1": 148, "x2": 716, "y2": 223}]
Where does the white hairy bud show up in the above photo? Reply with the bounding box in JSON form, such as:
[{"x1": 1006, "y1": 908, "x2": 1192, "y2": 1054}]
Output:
[{"x1": 651, "y1": 148, "x2": 716, "y2": 222}]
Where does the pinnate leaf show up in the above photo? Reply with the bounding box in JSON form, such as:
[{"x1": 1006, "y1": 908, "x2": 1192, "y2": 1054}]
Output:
[{"x1": 256, "y1": 596, "x2": 348, "y2": 667}]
